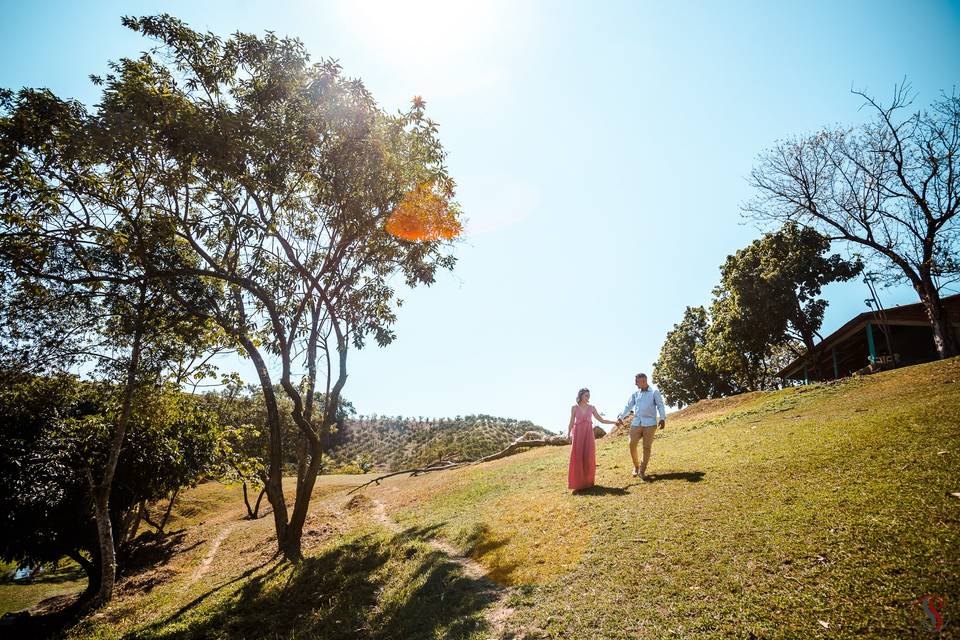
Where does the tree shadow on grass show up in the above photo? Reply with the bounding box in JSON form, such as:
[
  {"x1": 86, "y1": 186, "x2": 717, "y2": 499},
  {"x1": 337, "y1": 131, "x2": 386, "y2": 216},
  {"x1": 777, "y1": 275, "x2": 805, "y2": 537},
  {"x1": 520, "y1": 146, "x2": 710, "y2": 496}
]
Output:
[
  {"x1": 120, "y1": 530, "x2": 202, "y2": 579},
  {"x1": 446, "y1": 522, "x2": 519, "y2": 585},
  {"x1": 0, "y1": 592, "x2": 89, "y2": 640},
  {"x1": 127, "y1": 526, "x2": 501, "y2": 640},
  {"x1": 646, "y1": 471, "x2": 705, "y2": 483},
  {"x1": 457, "y1": 524, "x2": 508, "y2": 558},
  {"x1": 133, "y1": 557, "x2": 281, "y2": 635}
]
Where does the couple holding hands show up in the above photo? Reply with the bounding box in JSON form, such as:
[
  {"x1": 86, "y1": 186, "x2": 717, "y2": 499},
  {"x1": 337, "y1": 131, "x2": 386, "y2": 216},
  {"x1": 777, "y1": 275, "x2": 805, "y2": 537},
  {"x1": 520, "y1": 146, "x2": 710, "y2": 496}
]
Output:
[{"x1": 567, "y1": 372, "x2": 667, "y2": 491}]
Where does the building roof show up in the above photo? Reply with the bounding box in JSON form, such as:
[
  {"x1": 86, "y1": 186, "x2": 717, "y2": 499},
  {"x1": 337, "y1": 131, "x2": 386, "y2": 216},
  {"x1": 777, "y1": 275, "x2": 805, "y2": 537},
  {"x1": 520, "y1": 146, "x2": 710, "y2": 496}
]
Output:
[{"x1": 777, "y1": 292, "x2": 960, "y2": 379}]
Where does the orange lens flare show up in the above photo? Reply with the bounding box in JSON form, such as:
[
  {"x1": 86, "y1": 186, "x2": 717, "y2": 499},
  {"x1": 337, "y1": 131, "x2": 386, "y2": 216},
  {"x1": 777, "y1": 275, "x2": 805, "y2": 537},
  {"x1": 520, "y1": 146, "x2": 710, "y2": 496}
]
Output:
[{"x1": 386, "y1": 181, "x2": 462, "y2": 241}]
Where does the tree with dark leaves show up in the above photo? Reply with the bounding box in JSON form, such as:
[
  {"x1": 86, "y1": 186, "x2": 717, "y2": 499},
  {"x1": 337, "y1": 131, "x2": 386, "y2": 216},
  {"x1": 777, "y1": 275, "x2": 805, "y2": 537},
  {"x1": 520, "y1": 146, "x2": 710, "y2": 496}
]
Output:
[
  {"x1": 654, "y1": 306, "x2": 734, "y2": 407},
  {"x1": 716, "y1": 223, "x2": 862, "y2": 379}
]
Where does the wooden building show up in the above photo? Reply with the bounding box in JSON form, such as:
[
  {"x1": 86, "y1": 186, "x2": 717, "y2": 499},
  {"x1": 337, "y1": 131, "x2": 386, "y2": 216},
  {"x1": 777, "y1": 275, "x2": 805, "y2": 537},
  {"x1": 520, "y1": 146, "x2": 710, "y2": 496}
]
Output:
[{"x1": 778, "y1": 293, "x2": 960, "y2": 383}]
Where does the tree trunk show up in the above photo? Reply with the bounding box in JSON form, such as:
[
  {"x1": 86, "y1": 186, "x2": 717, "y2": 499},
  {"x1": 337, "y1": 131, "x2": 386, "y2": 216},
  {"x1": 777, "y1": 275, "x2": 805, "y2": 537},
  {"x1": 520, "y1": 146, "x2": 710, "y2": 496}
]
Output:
[
  {"x1": 791, "y1": 297, "x2": 823, "y2": 380},
  {"x1": 118, "y1": 501, "x2": 144, "y2": 549},
  {"x1": 802, "y1": 334, "x2": 821, "y2": 380},
  {"x1": 89, "y1": 484, "x2": 117, "y2": 603},
  {"x1": 157, "y1": 488, "x2": 179, "y2": 533},
  {"x1": 241, "y1": 483, "x2": 267, "y2": 519},
  {"x1": 253, "y1": 487, "x2": 266, "y2": 518},
  {"x1": 142, "y1": 504, "x2": 161, "y2": 532},
  {"x1": 88, "y1": 284, "x2": 146, "y2": 604},
  {"x1": 237, "y1": 333, "x2": 290, "y2": 556},
  {"x1": 129, "y1": 502, "x2": 144, "y2": 544},
  {"x1": 282, "y1": 338, "x2": 348, "y2": 562},
  {"x1": 917, "y1": 280, "x2": 959, "y2": 359},
  {"x1": 284, "y1": 439, "x2": 324, "y2": 560},
  {"x1": 271, "y1": 305, "x2": 344, "y2": 561},
  {"x1": 295, "y1": 433, "x2": 309, "y2": 496},
  {"x1": 242, "y1": 482, "x2": 254, "y2": 518},
  {"x1": 68, "y1": 549, "x2": 99, "y2": 600}
]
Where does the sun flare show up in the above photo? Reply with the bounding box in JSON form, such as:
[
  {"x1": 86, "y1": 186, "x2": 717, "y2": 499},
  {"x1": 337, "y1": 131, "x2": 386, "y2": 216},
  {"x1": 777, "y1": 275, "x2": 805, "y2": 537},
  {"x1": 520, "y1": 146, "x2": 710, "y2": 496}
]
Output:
[{"x1": 336, "y1": 0, "x2": 501, "y2": 63}]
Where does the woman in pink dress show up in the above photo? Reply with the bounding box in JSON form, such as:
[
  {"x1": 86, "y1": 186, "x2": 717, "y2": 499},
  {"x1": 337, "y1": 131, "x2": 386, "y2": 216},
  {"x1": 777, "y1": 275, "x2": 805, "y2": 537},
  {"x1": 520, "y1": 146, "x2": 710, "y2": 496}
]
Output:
[{"x1": 567, "y1": 388, "x2": 616, "y2": 491}]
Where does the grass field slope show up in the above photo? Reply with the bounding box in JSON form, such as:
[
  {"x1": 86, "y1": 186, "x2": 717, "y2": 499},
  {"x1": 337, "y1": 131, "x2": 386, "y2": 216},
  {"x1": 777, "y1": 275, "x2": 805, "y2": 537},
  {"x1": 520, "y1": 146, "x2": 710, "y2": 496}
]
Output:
[{"x1": 4, "y1": 358, "x2": 958, "y2": 639}]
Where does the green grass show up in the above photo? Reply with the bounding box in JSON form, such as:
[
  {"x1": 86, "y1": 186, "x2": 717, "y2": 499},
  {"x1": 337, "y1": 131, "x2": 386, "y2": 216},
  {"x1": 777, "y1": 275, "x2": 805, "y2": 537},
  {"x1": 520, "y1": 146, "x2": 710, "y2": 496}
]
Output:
[
  {"x1": 5, "y1": 359, "x2": 959, "y2": 639},
  {"x1": 60, "y1": 478, "x2": 496, "y2": 640},
  {"x1": 0, "y1": 560, "x2": 86, "y2": 615},
  {"x1": 113, "y1": 530, "x2": 494, "y2": 640},
  {"x1": 374, "y1": 359, "x2": 960, "y2": 638}
]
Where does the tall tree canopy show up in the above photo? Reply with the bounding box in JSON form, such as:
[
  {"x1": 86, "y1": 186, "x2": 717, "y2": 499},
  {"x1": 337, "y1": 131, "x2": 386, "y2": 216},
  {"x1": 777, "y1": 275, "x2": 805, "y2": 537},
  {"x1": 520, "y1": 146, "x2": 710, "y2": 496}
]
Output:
[
  {"x1": 0, "y1": 84, "x2": 223, "y2": 603},
  {"x1": 716, "y1": 223, "x2": 862, "y2": 379},
  {"x1": 654, "y1": 224, "x2": 857, "y2": 403},
  {"x1": 746, "y1": 84, "x2": 960, "y2": 358},
  {"x1": 105, "y1": 14, "x2": 462, "y2": 560},
  {"x1": 0, "y1": 13, "x2": 462, "y2": 600}
]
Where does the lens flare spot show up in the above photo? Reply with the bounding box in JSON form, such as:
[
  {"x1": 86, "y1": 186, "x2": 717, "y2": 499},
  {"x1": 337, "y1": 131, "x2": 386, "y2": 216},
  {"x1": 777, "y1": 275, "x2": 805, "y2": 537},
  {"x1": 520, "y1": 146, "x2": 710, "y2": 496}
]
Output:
[{"x1": 386, "y1": 181, "x2": 462, "y2": 241}]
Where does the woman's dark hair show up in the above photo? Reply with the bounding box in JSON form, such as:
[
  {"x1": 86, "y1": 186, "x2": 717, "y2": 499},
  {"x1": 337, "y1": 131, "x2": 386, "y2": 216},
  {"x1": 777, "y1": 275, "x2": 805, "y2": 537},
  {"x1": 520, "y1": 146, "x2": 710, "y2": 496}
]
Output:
[{"x1": 577, "y1": 388, "x2": 589, "y2": 404}]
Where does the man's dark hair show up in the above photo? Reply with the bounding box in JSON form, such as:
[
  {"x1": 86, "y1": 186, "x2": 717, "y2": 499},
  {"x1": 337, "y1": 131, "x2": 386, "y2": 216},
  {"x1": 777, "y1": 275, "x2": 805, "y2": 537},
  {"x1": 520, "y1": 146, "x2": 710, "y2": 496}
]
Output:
[{"x1": 636, "y1": 373, "x2": 647, "y2": 379}]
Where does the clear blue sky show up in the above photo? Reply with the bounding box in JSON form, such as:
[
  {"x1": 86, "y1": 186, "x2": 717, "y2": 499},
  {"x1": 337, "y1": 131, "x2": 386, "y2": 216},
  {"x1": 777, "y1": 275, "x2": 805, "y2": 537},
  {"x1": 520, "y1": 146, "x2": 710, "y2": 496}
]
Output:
[{"x1": 3, "y1": 1, "x2": 959, "y2": 431}]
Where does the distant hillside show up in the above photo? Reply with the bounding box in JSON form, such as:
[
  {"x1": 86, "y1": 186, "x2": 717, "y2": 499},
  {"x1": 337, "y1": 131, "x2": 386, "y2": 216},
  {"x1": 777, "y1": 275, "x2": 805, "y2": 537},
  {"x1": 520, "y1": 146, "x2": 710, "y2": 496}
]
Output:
[{"x1": 326, "y1": 414, "x2": 551, "y2": 471}]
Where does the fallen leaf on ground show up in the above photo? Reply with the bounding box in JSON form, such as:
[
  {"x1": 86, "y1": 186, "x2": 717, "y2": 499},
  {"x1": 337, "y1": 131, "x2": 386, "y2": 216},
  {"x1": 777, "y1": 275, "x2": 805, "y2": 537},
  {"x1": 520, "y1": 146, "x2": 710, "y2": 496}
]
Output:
[{"x1": 818, "y1": 620, "x2": 830, "y2": 629}]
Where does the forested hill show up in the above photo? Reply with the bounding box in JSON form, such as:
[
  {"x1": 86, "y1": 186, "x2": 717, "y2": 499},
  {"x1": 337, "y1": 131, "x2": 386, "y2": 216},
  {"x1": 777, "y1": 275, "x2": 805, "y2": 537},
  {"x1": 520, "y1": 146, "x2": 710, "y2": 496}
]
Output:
[{"x1": 326, "y1": 414, "x2": 552, "y2": 471}]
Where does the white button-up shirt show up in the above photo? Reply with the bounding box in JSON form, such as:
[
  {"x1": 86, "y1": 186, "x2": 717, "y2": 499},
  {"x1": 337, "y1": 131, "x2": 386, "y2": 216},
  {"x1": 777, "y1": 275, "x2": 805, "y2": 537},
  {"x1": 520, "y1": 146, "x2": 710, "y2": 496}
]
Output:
[{"x1": 618, "y1": 387, "x2": 667, "y2": 427}]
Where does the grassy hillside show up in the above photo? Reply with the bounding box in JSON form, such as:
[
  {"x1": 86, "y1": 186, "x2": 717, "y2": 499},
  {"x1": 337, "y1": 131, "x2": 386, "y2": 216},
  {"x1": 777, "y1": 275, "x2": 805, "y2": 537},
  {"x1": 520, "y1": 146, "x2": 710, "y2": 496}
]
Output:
[
  {"x1": 4, "y1": 359, "x2": 958, "y2": 639},
  {"x1": 326, "y1": 414, "x2": 551, "y2": 471}
]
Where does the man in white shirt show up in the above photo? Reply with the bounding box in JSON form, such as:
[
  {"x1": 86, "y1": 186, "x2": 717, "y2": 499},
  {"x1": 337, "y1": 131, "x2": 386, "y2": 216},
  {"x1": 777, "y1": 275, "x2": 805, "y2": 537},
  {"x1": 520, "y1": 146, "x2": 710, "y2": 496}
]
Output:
[{"x1": 617, "y1": 373, "x2": 667, "y2": 481}]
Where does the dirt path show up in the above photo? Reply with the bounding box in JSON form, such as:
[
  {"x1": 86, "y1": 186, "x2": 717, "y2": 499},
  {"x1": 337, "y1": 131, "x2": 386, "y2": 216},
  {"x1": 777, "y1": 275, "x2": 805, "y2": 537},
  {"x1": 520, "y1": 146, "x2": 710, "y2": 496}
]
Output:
[
  {"x1": 189, "y1": 524, "x2": 235, "y2": 586},
  {"x1": 370, "y1": 499, "x2": 516, "y2": 639}
]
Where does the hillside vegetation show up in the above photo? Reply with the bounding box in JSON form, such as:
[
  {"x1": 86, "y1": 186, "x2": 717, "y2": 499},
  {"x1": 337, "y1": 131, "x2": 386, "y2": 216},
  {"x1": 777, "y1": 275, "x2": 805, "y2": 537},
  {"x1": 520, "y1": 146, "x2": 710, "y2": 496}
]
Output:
[
  {"x1": 3, "y1": 359, "x2": 958, "y2": 639},
  {"x1": 326, "y1": 415, "x2": 551, "y2": 471}
]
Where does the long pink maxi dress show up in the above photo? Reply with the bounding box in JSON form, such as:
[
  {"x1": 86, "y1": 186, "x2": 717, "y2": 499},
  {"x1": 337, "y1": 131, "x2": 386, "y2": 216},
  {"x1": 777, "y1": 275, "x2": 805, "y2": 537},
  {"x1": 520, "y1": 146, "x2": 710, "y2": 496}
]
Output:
[{"x1": 568, "y1": 404, "x2": 596, "y2": 491}]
